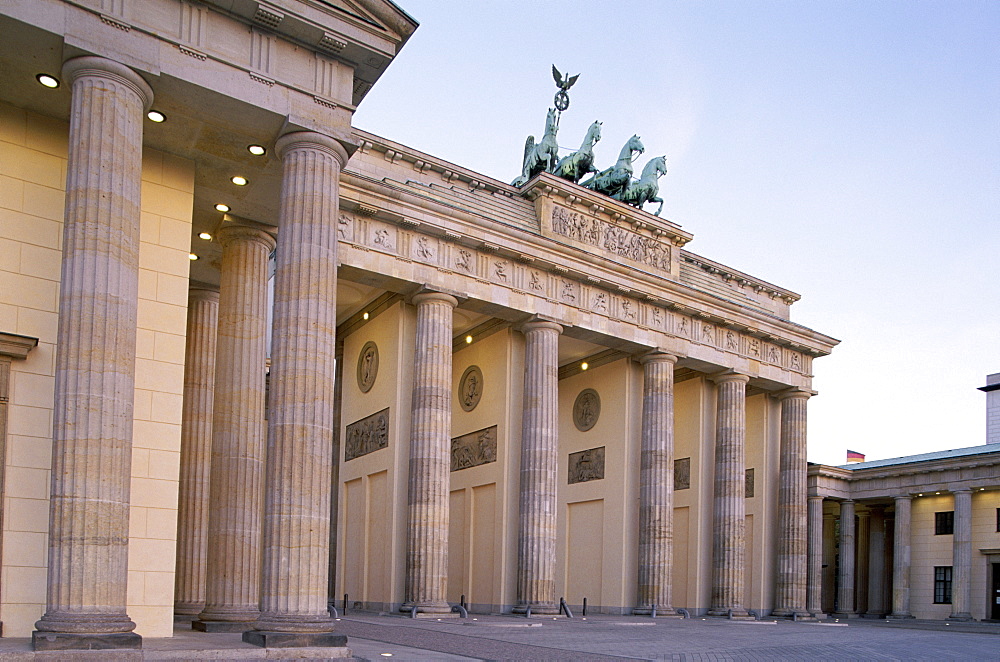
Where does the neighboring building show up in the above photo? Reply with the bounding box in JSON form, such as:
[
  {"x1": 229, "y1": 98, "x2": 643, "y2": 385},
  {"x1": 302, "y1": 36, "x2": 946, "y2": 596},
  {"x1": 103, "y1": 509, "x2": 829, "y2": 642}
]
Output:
[
  {"x1": 980, "y1": 373, "x2": 1000, "y2": 445},
  {"x1": 0, "y1": 0, "x2": 839, "y2": 652},
  {"x1": 807, "y1": 377, "x2": 1000, "y2": 622}
]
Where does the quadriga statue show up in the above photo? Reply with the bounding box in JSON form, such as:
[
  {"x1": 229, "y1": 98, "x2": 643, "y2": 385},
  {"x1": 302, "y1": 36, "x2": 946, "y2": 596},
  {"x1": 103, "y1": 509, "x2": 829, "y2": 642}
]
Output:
[
  {"x1": 553, "y1": 120, "x2": 601, "y2": 184},
  {"x1": 581, "y1": 134, "x2": 644, "y2": 198},
  {"x1": 512, "y1": 107, "x2": 560, "y2": 187}
]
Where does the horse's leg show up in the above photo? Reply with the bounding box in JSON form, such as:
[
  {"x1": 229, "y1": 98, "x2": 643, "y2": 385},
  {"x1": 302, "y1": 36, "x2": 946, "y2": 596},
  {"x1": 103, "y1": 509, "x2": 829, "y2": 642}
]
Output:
[{"x1": 652, "y1": 196, "x2": 664, "y2": 216}]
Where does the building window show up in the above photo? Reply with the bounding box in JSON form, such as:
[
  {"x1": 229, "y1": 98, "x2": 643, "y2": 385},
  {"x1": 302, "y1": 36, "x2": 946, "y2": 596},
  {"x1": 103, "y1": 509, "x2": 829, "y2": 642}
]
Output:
[
  {"x1": 933, "y1": 566, "x2": 953, "y2": 604},
  {"x1": 934, "y1": 511, "x2": 954, "y2": 535}
]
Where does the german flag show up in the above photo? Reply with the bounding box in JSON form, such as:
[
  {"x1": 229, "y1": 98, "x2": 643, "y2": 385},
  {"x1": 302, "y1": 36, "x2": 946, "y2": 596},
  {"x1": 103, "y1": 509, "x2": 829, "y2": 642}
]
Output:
[{"x1": 846, "y1": 450, "x2": 865, "y2": 463}]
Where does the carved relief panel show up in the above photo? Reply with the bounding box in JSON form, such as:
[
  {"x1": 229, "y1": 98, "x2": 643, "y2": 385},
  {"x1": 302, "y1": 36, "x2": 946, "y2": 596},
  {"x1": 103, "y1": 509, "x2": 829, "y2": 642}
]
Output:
[
  {"x1": 345, "y1": 408, "x2": 389, "y2": 461},
  {"x1": 451, "y1": 426, "x2": 497, "y2": 471},
  {"x1": 568, "y1": 446, "x2": 605, "y2": 484},
  {"x1": 674, "y1": 457, "x2": 691, "y2": 490}
]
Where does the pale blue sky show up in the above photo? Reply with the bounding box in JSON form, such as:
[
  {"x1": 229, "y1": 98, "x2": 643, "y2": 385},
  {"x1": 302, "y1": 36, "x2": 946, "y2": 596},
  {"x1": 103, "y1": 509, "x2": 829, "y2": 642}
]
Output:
[{"x1": 354, "y1": 0, "x2": 1000, "y2": 465}]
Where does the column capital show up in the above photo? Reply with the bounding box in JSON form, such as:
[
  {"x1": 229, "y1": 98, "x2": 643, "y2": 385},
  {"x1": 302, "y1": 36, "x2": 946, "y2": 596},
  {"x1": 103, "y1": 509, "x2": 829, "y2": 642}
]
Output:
[
  {"x1": 216, "y1": 224, "x2": 276, "y2": 252},
  {"x1": 410, "y1": 291, "x2": 459, "y2": 308},
  {"x1": 952, "y1": 488, "x2": 973, "y2": 495},
  {"x1": 189, "y1": 287, "x2": 220, "y2": 303},
  {"x1": 275, "y1": 131, "x2": 350, "y2": 168},
  {"x1": 840, "y1": 498, "x2": 855, "y2": 505},
  {"x1": 775, "y1": 387, "x2": 813, "y2": 401},
  {"x1": 63, "y1": 56, "x2": 153, "y2": 111},
  {"x1": 709, "y1": 370, "x2": 749, "y2": 386},
  {"x1": 639, "y1": 351, "x2": 677, "y2": 366},
  {"x1": 519, "y1": 319, "x2": 563, "y2": 335},
  {"x1": 893, "y1": 494, "x2": 913, "y2": 503}
]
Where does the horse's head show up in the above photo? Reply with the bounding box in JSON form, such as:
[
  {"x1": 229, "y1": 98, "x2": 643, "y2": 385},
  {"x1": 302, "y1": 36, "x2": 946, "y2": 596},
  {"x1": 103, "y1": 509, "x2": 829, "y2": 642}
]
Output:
[
  {"x1": 641, "y1": 156, "x2": 668, "y2": 179},
  {"x1": 589, "y1": 120, "x2": 602, "y2": 143},
  {"x1": 627, "y1": 134, "x2": 645, "y2": 156},
  {"x1": 545, "y1": 107, "x2": 558, "y2": 132}
]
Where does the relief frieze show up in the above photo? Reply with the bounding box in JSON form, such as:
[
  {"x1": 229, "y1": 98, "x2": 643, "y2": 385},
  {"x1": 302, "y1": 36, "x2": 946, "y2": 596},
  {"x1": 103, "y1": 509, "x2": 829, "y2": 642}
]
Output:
[
  {"x1": 568, "y1": 446, "x2": 605, "y2": 484},
  {"x1": 551, "y1": 206, "x2": 671, "y2": 271},
  {"x1": 345, "y1": 408, "x2": 389, "y2": 461},
  {"x1": 451, "y1": 425, "x2": 497, "y2": 471}
]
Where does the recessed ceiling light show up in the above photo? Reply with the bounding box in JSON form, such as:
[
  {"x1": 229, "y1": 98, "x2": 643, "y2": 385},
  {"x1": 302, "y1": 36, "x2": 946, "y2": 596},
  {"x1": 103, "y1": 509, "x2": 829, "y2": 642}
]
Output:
[
  {"x1": 362, "y1": 312, "x2": 369, "y2": 320},
  {"x1": 36, "y1": 73, "x2": 59, "y2": 88},
  {"x1": 147, "y1": 110, "x2": 166, "y2": 123},
  {"x1": 581, "y1": 362, "x2": 589, "y2": 370},
  {"x1": 188, "y1": 253, "x2": 199, "y2": 260},
  {"x1": 465, "y1": 335, "x2": 473, "y2": 344},
  {"x1": 215, "y1": 203, "x2": 230, "y2": 213},
  {"x1": 198, "y1": 232, "x2": 212, "y2": 240},
  {"x1": 248, "y1": 144, "x2": 266, "y2": 156},
  {"x1": 231, "y1": 176, "x2": 248, "y2": 186}
]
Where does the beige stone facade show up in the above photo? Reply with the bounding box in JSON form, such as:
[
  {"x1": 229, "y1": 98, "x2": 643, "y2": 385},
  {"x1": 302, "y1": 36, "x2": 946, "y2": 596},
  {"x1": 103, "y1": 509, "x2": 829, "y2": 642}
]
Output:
[
  {"x1": 808, "y1": 445, "x2": 1000, "y2": 621},
  {"x1": 0, "y1": 0, "x2": 850, "y2": 650}
]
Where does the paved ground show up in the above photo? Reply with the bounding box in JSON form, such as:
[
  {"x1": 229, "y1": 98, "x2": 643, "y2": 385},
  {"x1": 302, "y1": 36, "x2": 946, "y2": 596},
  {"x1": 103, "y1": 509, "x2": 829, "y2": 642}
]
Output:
[{"x1": 0, "y1": 614, "x2": 996, "y2": 660}]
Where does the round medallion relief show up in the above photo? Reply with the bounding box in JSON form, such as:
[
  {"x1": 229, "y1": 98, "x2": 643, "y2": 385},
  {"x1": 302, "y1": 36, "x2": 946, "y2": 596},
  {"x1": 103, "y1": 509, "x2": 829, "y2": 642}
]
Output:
[
  {"x1": 458, "y1": 365, "x2": 484, "y2": 412},
  {"x1": 356, "y1": 341, "x2": 379, "y2": 393},
  {"x1": 573, "y1": 388, "x2": 601, "y2": 432}
]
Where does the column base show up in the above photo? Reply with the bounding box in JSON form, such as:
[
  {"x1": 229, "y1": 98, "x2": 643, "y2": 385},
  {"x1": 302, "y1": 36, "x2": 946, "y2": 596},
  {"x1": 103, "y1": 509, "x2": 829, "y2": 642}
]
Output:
[
  {"x1": 632, "y1": 606, "x2": 682, "y2": 617},
  {"x1": 861, "y1": 612, "x2": 887, "y2": 619},
  {"x1": 242, "y1": 630, "x2": 348, "y2": 649},
  {"x1": 192, "y1": 619, "x2": 257, "y2": 632},
  {"x1": 32, "y1": 631, "x2": 142, "y2": 651},
  {"x1": 888, "y1": 612, "x2": 914, "y2": 619},
  {"x1": 512, "y1": 603, "x2": 559, "y2": 615},
  {"x1": 948, "y1": 612, "x2": 973, "y2": 621},
  {"x1": 772, "y1": 609, "x2": 815, "y2": 621},
  {"x1": 707, "y1": 608, "x2": 754, "y2": 620},
  {"x1": 832, "y1": 611, "x2": 860, "y2": 619},
  {"x1": 399, "y1": 601, "x2": 452, "y2": 615}
]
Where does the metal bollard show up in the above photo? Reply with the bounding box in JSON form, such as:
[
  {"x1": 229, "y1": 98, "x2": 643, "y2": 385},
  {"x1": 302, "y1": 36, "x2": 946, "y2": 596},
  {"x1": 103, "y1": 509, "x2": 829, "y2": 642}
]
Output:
[
  {"x1": 452, "y1": 604, "x2": 468, "y2": 619},
  {"x1": 343, "y1": 594, "x2": 348, "y2": 616},
  {"x1": 651, "y1": 604, "x2": 657, "y2": 618},
  {"x1": 525, "y1": 605, "x2": 532, "y2": 618},
  {"x1": 582, "y1": 597, "x2": 588, "y2": 617},
  {"x1": 559, "y1": 597, "x2": 574, "y2": 618},
  {"x1": 677, "y1": 608, "x2": 690, "y2": 619}
]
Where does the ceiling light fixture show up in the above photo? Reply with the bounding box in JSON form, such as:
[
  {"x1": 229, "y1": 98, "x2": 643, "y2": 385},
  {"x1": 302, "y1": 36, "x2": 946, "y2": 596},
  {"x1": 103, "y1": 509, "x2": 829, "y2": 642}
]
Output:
[
  {"x1": 362, "y1": 312, "x2": 370, "y2": 320},
  {"x1": 231, "y1": 176, "x2": 248, "y2": 186},
  {"x1": 215, "y1": 203, "x2": 230, "y2": 213},
  {"x1": 465, "y1": 335, "x2": 473, "y2": 344},
  {"x1": 36, "y1": 73, "x2": 59, "y2": 88},
  {"x1": 188, "y1": 253, "x2": 199, "y2": 261},
  {"x1": 198, "y1": 232, "x2": 212, "y2": 240},
  {"x1": 146, "y1": 110, "x2": 166, "y2": 123},
  {"x1": 248, "y1": 144, "x2": 266, "y2": 156},
  {"x1": 581, "y1": 362, "x2": 589, "y2": 370}
]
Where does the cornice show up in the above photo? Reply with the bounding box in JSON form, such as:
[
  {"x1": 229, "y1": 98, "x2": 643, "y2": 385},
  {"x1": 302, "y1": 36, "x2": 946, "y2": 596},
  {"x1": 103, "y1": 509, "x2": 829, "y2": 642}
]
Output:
[{"x1": 0, "y1": 333, "x2": 39, "y2": 360}]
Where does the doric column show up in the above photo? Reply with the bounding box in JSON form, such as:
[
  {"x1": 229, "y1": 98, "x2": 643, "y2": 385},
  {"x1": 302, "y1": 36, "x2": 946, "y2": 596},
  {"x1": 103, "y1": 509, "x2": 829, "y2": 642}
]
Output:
[
  {"x1": 807, "y1": 496, "x2": 824, "y2": 616},
  {"x1": 867, "y1": 506, "x2": 887, "y2": 616},
  {"x1": 890, "y1": 495, "x2": 912, "y2": 618},
  {"x1": 822, "y1": 512, "x2": 837, "y2": 614},
  {"x1": 175, "y1": 288, "x2": 220, "y2": 616},
  {"x1": 634, "y1": 352, "x2": 678, "y2": 616},
  {"x1": 773, "y1": 390, "x2": 810, "y2": 618},
  {"x1": 835, "y1": 499, "x2": 856, "y2": 615},
  {"x1": 400, "y1": 291, "x2": 458, "y2": 615},
  {"x1": 949, "y1": 489, "x2": 973, "y2": 620},
  {"x1": 249, "y1": 132, "x2": 350, "y2": 646},
  {"x1": 194, "y1": 224, "x2": 275, "y2": 632},
  {"x1": 514, "y1": 320, "x2": 562, "y2": 615},
  {"x1": 33, "y1": 56, "x2": 152, "y2": 651},
  {"x1": 856, "y1": 510, "x2": 870, "y2": 615},
  {"x1": 708, "y1": 372, "x2": 750, "y2": 617}
]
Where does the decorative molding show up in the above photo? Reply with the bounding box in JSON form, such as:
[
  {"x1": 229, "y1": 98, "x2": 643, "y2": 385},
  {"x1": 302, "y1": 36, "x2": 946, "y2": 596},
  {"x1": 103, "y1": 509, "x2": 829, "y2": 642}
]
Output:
[
  {"x1": 457, "y1": 365, "x2": 483, "y2": 412},
  {"x1": 568, "y1": 446, "x2": 605, "y2": 484},
  {"x1": 573, "y1": 389, "x2": 600, "y2": 432},
  {"x1": 450, "y1": 426, "x2": 497, "y2": 472},
  {"x1": 345, "y1": 408, "x2": 389, "y2": 461},
  {"x1": 356, "y1": 341, "x2": 378, "y2": 393},
  {"x1": 551, "y1": 206, "x2": 671, "y2": 272},
  {"x1": 0, "y1": 333, "x2": 39, "y2": 360}
]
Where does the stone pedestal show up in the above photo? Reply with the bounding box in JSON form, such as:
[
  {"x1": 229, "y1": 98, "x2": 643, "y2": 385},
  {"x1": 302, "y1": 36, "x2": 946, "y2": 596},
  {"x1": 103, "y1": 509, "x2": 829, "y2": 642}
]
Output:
[
  {"x1": 806, "y1": 496, "x2": 824, "y2": 616},
  {"x1": 401, "y1": 291, "x2": 458, "y2": 615},
  {"x1": 708, "y1": 372, "x2": 750, "y2": 618},
  {"x1": 195, "y1": 225, "x2": 276, "y2": 632},
  {"x1": 835, "y1": 500, "x2": 856, "y2": 616},
  {"x1": 634, "y1": 353, "x2": 679, "y2": 616},
  {"x1": 513, "y1": 320, "x2": 562, "y2": 615},
  {"x1": 175, "y1": 289, "x2": 220, "y2": 617},
  {"x1": 889, "y1": 495, "x2": 913, "y2": 618},
  {"x1": 772, "y1": 391, "x2": 810, "y2": 618},
  {"x1": 253, "y1": 132, "x2": 350, "y2": 643},
  {"x1": 949, "y1": 489, "x2": 973, "y2": 621},
  {"x1": 867, "y1": 507, "x2": 887, "y2": 617},
  {"x1": 33, "y1": 55, "x2": 152, "y2": 651}
]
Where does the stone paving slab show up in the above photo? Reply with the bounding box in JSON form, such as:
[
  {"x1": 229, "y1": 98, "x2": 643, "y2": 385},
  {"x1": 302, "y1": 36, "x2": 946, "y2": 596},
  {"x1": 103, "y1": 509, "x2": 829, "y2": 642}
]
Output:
[{"x1": 0, "y1": 615, "x2": 996, "y2": 660}]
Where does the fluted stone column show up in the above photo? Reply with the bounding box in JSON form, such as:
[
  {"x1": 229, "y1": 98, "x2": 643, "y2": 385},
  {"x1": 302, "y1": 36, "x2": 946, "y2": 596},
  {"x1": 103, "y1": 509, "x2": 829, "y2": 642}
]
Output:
[
  {"x1": 708, "y1": 372, "x2": 750, "y2": 617},
  {"x1": 822, "y1": 512, "x2": 836, "y2": 614},
  {"x1": 856, "y1": 510, "x2": 870, "y2": 615},
  {"x1": 194, "y1": 225, "x2": 275, "y2": 632},
  {"x1": 33, "y1": 56, "x2": 152, "y2": 651},
  {"x1": 773, "y1": 390, "x2": 810, "y2": 618},
  {"x1": 890, "y1": 495, "x2": 913, "y2": 618},
  {"x1": 807, "y1": 496, "x2": 825, "y2": 616},
  {"x1": 175, "y1": 288, "x2": 220, "y2": 616},
  {"x1": 399, "y1": 291, "x2": 458, "y2": 616},
  {"x1": 634, "y1": 353, "x2": 679, "y2": 616},
  {"x1": 514, "y1": 320, "x2": 562, "y2": 615},
  {"x1": 835, "y1": 499, "x2": 856, "y2": 616},
  {"x1": 248, "y1": 132, "x2": 350, "y2": 646},
  {"x1": 867, "y1": 506, "x2": 887, "y2": 616},
  {"x1": 949, "y1": 489, "x2": 973, "y2": 621}
]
